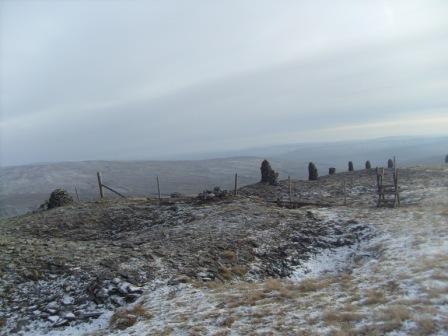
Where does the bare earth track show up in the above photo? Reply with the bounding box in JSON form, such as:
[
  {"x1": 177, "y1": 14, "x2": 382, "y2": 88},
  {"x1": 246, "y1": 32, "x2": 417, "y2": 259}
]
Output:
[{"x1": 0, "y1": 166, "x2": 447, "y2": 335}]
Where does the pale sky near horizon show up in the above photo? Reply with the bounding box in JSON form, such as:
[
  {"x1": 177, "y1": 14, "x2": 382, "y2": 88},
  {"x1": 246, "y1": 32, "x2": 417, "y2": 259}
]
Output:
[{"x1": 1, "y1": 0, "x2": 448, "y2": 166}]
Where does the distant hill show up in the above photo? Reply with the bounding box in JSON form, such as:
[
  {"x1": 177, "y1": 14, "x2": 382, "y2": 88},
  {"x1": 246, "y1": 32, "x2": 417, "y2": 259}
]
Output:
[{"x1": 1, "y1": 136, "x2": 447, "y2": 218}]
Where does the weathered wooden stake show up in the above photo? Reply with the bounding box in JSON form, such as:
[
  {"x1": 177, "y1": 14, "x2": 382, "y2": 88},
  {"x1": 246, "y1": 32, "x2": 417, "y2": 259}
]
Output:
[
  {"x1": 288, "y1": 176, "x2": 292, "y2": 203},
  {"x1": 234, "y1": 173, "x2": 238, "y2": 196},
  {"x1": 97, "y1": 172, "x2": 104, "y2": 199},
  {"x1": 74, "y1": 185, "x2": 80, "y2": 202},
  {"x1": 156, "y1": 175, "x2": 161, "y2": 203}
]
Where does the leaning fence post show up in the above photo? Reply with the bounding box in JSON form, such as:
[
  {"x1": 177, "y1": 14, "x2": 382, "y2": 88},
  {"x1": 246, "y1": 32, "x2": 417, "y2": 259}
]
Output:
[
  {"x1": 156, "y1": 175, "x2": 161, "y2": 203},
  {"x1": 234, "y1": 173, "x2": 238, "y2": 196},
  {"x1": 97, "y1": 172, "x2": 104, "y2": 199},
  {"x1": 74, "y1": 185, "x2": 80, "y2": 202}
]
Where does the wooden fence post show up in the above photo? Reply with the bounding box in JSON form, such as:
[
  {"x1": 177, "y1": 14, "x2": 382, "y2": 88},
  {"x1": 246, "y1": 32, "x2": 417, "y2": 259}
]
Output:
[
  {"x1": 156, "y1": 175, "x2": 161, "y2": 203},
  {"x1": 288, "y1": 176, "x2": 292, "y2": 203},
  {"x1": 234, "y1": 173, "x2": 238, "y2": 196},
  {"x1": 97, "y1": 172, "x2": 104, "y2": 199},
  {"x1": 74, "y1": 185, "x2": 80, "y2": 202}
]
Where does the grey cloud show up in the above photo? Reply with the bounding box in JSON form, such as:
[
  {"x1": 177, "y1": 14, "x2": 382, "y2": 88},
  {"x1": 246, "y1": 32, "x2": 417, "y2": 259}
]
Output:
[{"x1": 1, "y1": 0, "x2": 448, "y2": 166}]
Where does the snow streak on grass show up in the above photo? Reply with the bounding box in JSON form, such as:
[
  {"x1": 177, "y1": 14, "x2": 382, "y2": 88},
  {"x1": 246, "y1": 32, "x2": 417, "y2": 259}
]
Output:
[
  {"x1": 24, "y1": 170, "x2": 448, "y2": 335},
  {"x1": 85, "y1": 200, "x2": 447, "y2": 335}
]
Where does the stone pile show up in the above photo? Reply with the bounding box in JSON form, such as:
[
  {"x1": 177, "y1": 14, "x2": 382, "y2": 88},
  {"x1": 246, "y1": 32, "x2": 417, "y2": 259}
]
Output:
[
  {"x1": 39, "y1": 188, "x2": 74, "y2": 211},
  {"x1": 308, "y1": 162, "x2": 318, "y2": 181},
  {"x1": 348, "y1": 161, "x2": 354, "y2": 172},
  {"x1": 197, "y1": 186, "x2": 229, "y2": 201},
  {"x1": 1, "y1": 272, "x2": 143, "y2": 333},
  {"x1": 388, "y1": 159, "x2": 394, "y2": 168},
  {"x1": 260, "y1": 160, "x2": 278, "y2": 185}
]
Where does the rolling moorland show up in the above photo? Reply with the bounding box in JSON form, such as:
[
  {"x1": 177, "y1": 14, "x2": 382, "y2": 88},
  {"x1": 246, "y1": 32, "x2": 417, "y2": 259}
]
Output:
[
  {"x1": 1, "y1": 136, "x2": 447, "y2": 218},
  {"x1": 0, "y1": 165, "x2": 447, "y2": 335}
]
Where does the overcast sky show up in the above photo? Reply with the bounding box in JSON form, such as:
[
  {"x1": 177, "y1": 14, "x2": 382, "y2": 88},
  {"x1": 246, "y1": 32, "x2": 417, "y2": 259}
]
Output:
[{"x1": 1, "y1": 0, "x2": 448, "y2": 166}]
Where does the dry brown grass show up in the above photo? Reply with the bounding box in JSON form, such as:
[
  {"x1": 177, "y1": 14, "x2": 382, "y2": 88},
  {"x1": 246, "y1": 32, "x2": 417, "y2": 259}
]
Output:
[
  {"x1": 431, "y1": 271, "x2": 448, "y2": 281},
  {"x1": 204, "y1": 279, "x2": 224, "y2": 289},
  {"x1": 212, "y1": 330, "x2": 230, "y2": 336},
  {"x1": 323, "y1": 310, "x2": 363, "y2": 325},
  {"x1": 222, "y1": 250, "x2": 236, "y2": 261},
  {"x1": 297, "y1": 278, "x2": 323, "y2": 292},
  {"x1": 110, "y1": 309, "x2": 137, "y2": 330},
  {"x1": 424, "y1": 285, "x2": 448, "y2": 298},
  {"x1": 109, "y1": 304, "x2": 152, "y2": 330},
  {"x1": 219, "y1": 266, "x2": 233, "y2": 280},
  {"x1": 364, "y1": 289, "x2": 387, "y2": 305},
  {"x1": 330, "y1": 324, "x2": 358, "y2": 336},
  {"x1": 231, "y1": 265, "x2": 247, "y2": 277},
  {"x1": 188, "y1": 325, "x2": 208, "y2": 336},
  {"x1": 263, "y1": 278, "x2": 297, "y2": 300},
  {"x1": 218, "y1": 316, "x2": 235, "y2": 328},
  {"x1": 415, "y1": 254, "x2": 448, "y2": 272},
  {"x1": 379, "y1": 305, "x2": 410, "y2": 322},
  {"x1": 414, "y1": 318, "x2": 436, "y2": 335},
  {"x1": 263, "y1": 278, "x2": 283, "y2": 292},
  {"x1": 380, "y1": 319, "x2": 403, "y2": 333}
]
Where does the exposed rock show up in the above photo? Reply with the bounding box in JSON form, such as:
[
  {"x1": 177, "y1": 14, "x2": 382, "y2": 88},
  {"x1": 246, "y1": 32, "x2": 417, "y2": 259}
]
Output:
[
  {"x1": 365, "y1": 161, "x2": 372, "y2": 169},
  {"x1": 61, "y1": 295, "x2": 74, "y2": 305},
  {"x1": 329, "y1": 167, "x2": 336, "y2": 175},
  {"x1": 63, "y1": 312, "x2": 76, "y2": 320},
  {"x1": 198, "y1": 186, "x2": 228, "y2": 201}
]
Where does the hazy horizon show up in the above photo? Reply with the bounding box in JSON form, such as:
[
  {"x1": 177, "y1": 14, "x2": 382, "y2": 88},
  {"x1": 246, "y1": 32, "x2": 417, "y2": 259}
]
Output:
[{"x1": 1, "y1": 1, "x2": 448, "y2": 166}]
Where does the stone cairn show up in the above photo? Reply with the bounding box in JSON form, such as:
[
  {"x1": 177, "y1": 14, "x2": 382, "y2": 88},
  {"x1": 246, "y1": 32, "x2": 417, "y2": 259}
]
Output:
[
  {"x1": 348, "y1": 161, "x2": 354, "y2": 172},
  {"x1": 388, "y1": 159, "x2": 394, "y2": 169},
  {"x1": 198, "y1": 186, "x2": 228, "y2": 201},
  {"x1": 260, "y1": 160, "x2": 278, "y2": 185},
  {"x1": 40, "y1": 188, "x2": 74, "y2": 210},
  {"x1": 308, "y1": 162, "x2": 318, "y2": 181},
  {"x1": 329, "y1": 167, "x2": 336, "y2": 175},
  {"x1": 365, "y1": 161, "x2": 372, "y2": 169}
]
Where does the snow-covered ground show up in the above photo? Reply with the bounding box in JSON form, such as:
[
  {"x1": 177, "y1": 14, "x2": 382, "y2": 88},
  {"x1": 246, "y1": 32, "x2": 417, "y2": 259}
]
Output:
[{"x1": 14, "y1": 168, "x2": 448, "y2": 335}]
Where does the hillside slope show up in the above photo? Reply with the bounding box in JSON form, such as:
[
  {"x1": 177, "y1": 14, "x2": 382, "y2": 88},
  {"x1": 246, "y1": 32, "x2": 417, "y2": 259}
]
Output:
[{"x1": 1, "y1": 166, "x2": 447, "y2": 335}]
